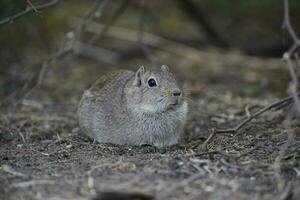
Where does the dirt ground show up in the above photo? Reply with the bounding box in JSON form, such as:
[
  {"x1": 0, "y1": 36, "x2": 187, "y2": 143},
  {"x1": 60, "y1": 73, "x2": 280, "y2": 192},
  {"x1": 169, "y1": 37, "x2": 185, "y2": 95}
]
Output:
[{"x1": 0, "y1": 54, "x2": 300, "y2": 200}]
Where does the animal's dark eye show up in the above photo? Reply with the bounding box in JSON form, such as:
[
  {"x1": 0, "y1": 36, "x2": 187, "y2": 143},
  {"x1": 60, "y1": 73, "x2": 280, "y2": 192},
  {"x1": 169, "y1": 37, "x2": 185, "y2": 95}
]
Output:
[{"x1": 148, "y1": 78, "x2": 157, "y2": 87}]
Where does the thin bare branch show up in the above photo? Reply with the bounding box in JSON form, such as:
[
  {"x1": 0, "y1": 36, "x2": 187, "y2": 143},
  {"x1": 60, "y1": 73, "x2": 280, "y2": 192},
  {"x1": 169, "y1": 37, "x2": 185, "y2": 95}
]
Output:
[
  {"x1": 0, "y1": 0, "x2": 60, "y2": 25},
  {"x1": 216, "y1": 94, "x2": 296, "y2": 134},
  {"x1": 73, "y1": 19, "x2": 283, "y2": 71},
  {"x1": 271, "y1": 1, "x2": 299, "y2": 193},
  {"x1": 73, "y1": 41, "x2": 119, "y2": 64},
  {"x1": 283, "y1": 53, "x2": 300, "y2": 113},
  {"x1": 71, "y1": 0, "x2": 108, "y2": 44},
  {"x1": 282, "y1": 0, "x2": 300, "y2": 115},
  {"x1": 199, "y1": 129, "x2": 217, "y2": 151},
  {"x1": 282, "y1": 0, "x2": 299, "y2": 43},
  {"x1": 226, "y1": 2, "x2": 300, "y2": 134},
  {"x1": 26, "y1": 0, "x2": 39, "y2": 13},
  {"x1": 0, "y1": 0, "x2": 109, "y2": 110}
]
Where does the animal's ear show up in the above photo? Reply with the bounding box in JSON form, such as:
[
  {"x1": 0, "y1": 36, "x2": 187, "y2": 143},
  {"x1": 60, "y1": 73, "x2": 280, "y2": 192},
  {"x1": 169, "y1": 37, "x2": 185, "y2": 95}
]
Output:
[
  {"x1": 161, "y1": 65, "x2": 169, "y2": 72},
  {"x1": 133, "y1": 66, "x2": 144, "y2": 87}
]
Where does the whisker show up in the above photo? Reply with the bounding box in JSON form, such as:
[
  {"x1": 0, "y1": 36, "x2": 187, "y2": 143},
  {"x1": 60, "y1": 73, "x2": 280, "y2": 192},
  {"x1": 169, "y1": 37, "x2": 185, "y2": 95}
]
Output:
[{"x1": 157, "y1": 98, "x2": 164, "y2": 103}]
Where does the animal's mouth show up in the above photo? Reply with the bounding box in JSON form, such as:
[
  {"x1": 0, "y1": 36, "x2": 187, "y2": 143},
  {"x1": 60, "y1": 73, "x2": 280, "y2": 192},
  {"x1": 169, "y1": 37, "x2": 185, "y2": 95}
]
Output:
[
  {"x1": 157, "y1": 96, "x2": 183, "y2": 111},
  {"x1": 170, "y1": 96, "x2": 181, "y2": 106}
]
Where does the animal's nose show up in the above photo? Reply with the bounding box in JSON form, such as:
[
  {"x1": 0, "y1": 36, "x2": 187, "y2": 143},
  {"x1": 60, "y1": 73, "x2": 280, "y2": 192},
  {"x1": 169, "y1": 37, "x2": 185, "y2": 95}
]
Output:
[{"x1": 173, "y1": 89, "x2": 182, "y2": 97}]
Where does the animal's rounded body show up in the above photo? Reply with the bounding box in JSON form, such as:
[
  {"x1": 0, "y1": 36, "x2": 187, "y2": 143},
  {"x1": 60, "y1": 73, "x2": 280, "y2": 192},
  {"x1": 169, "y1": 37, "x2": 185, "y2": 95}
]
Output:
[{"x1": 78, "y1": 65, "x2": 188, "y2": 147}]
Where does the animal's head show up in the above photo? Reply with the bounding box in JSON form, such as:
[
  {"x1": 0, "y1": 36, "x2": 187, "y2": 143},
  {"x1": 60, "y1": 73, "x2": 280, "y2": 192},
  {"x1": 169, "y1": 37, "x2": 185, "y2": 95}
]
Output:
[{"x1": 126, "y1": 65, "x2": 186, "y2": 113}]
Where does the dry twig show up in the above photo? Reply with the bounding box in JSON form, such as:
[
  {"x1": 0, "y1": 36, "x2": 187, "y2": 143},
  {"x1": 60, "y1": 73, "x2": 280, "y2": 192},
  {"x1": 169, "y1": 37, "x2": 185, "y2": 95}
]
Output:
[
  {"x1": 26, "y1": 0, "x2": 39, "y2": 13},
  {"x1": 282, "y1": 0, "x2": 300, "y2": 114},
  {"x1": 272, "y1": 0, "x2": 299, "y2": 174},
  {"x1": 73, "y1": 19, "x2": 282, "y2": 70},
  {"x1": 0, "y1": 0, "x2": 60, "y2": 25},
  {"x1": 0, "y1": 0, "x2": 108, "y2": 109},
  {"x1": 198, "y1": 129, "x2": 217, "y2": 151},
  {"x1": 216, "y1": 94, "x2": 296, "y2": 134},
  {"x1": 215, "y1": 0, "x2": 300, "y2": 140}
]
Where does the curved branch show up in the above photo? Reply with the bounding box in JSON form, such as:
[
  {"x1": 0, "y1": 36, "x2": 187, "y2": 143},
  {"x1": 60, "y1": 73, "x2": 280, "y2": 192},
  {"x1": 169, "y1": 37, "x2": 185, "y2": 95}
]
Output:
[
  {"x1": 282, "y1": 0, "x2": 300, "y2": 114},
  {"x1": 0, "y1": 0, "x2": 60, "y2": 26},
  {"x1": 216, "y1": 94, "x2": 296, "y2": 134}
]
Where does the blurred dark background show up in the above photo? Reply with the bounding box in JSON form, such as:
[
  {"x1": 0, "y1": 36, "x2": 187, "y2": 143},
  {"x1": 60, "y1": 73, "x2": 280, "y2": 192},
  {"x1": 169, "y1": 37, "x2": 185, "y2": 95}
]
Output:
[{"x1": 1, "y1": 0, "x2": 300, "y2": 108}]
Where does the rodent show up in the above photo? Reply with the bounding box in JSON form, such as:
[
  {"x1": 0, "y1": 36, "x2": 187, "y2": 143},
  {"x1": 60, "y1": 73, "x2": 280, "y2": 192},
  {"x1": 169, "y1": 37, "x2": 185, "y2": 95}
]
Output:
[{"x1": 78, "y1": 65, "x2": 188, "y2": 147}]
